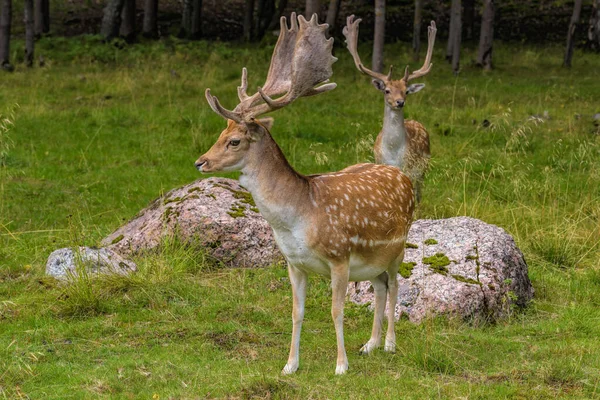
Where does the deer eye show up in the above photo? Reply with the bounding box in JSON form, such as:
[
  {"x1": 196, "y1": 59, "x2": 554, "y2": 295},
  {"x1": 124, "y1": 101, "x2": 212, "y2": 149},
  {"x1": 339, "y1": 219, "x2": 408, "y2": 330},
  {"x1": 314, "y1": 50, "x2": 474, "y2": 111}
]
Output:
[
  {"x1": 385, "y1": 89, "x2": 391, "y2": 94},
  {"x1": 229, "y1": 139, "x2": 241, "y2": 147}
]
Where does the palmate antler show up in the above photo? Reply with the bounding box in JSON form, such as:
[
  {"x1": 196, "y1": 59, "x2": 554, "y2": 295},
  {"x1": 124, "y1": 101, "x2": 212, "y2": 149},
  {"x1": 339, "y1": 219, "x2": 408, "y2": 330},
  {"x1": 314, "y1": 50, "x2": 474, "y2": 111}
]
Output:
[
  {"x1": 343, "y1": 15, "x2": 437, "y2": 83},
  {"x1": 205, "y1": 13, "x2": 338, "y2": 123}
]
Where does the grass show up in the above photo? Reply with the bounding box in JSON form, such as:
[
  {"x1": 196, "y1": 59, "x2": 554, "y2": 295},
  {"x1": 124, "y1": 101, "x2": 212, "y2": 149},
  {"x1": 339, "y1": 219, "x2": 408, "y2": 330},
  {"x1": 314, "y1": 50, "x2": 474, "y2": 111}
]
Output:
[{"x1": 0, "y1": 35, "x2": 599, "y2": 398}]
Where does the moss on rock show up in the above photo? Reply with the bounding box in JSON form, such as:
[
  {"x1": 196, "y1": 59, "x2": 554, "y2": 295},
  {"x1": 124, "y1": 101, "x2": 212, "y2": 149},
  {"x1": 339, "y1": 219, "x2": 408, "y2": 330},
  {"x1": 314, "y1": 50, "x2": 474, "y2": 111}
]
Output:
[
  {"x1": 423, "y1": 253, "x2": 450, "y2": 275},
  {"x1": 399, "y1": 262, "x2": 416, "y2": 279}
]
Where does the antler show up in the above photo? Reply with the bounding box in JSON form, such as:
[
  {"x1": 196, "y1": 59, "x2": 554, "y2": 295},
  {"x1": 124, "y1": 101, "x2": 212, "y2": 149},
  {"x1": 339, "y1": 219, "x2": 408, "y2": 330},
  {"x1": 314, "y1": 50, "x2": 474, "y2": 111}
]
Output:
[
  {"x1": 403, "y1": 21, "x2": 437, "y2": 82},
  {"x1": 342, "y1": 15, "x2": 391, "y2": 82},
  {"x1": 205, "y1": 13, "x2": 337, "y2": 122}
]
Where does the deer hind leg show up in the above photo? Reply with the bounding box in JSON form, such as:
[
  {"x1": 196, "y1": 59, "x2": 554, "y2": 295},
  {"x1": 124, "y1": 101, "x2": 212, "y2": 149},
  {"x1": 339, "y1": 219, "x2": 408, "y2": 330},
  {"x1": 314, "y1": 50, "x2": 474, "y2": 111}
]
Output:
[
  {"x1": 282, "y1": 263, "x2": 308, "y2": 375},
  {"x1": 384, "y1": 262, "x2": 400, "y2": 352},
  {"x1": 359, "y1": 272, "x2": 388, "y2": 355},
  {"x1": 331, "y1": 261, "x2": 350, "y2": 375}
]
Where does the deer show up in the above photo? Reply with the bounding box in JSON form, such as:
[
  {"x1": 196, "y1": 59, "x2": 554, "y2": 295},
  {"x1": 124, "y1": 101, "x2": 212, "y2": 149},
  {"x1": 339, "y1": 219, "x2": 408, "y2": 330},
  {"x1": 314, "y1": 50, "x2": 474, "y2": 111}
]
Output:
[
  {"x1": 343, "y1": 16, "x2": 437, "y2": 203},
  {"x1": 195, "y1": 13, "x2": 414, "y2": 375}
]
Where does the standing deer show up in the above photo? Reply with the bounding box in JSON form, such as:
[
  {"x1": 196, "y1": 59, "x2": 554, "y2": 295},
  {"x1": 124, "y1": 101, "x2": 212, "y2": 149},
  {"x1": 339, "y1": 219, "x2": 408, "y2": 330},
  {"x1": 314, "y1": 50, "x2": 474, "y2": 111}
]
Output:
[
  {"x1": 343, "y1": 16, "x2": 437, "y2": 203},
  {"x1": 195, "y1": 13, "x2": 415, "y2": 375}
]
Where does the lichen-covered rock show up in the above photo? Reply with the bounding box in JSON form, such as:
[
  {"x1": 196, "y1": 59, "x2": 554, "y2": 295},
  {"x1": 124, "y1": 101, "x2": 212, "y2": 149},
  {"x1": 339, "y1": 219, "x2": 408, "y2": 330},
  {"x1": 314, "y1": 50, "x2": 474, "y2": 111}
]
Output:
[
  {"x1": 348, "y1": 217, "x2": 534, "y2": 323},
  {"x1": 46, "y1": 247, "x2": 137, "y2": 279},
  {"x1": 102, "y1": 178, "x2": 283, "y2": 268}
]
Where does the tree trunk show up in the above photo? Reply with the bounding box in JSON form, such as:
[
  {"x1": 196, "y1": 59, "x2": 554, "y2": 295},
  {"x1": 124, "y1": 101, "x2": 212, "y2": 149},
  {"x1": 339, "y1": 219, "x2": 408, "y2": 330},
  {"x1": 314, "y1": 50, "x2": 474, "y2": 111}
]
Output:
[
  {"x1": 449, "y1": 0, "x2": 461, "y2": 74},
  {"x1": 24, "y1": 0, "x2": 34, "y2": 67},
  {"x1": 180, "y1": 0, "x2": 192, "y2": 37},
  {"x1": 412, "y1": 0, "x2": 422, "y2": 61},
  {"x1": 191, "y1": 0, "x2": 202, "y2": 39},
  {"x1": 243, "y1": 0, "x2": 254, "y2": 41},
  {"x1": 267, "y1": 0, "x2": 288, "y2": 31},
  {"x1": 34, "y1": 0, "x2": 49, "y2": 36},
  {"x1": 463, "y1": 0, "x2": 474, "y2": 40},
  {"x1": 305, "y1": 0, "x2": 320, "y2": 19},
  {"x1": 0, "y1": 0, "x2": 12, "y2": 70},
  {"x1": 588, "y1": 0, "x2": 599, "y2": 50},
  {"x1": 102, "y1": 0, "x2": 126, "y2": 41},
  {"x1": 142, "y1": 0, "x2": 158, "y2": 38},
  {"x1": 255, "y1": 0, "x2": 274, "y2": 40},
  {"x1": 372, "y1": 0, "x2": 385, "y2": 73},
  {"x1": 564, "y1": 0, "x2": 583, "y2": 67},
  {"x1": 325, "y1": 0, "x2": 341, "y2": 37},
  {"x1": 477, "y1": 0, "x2": 494, "y2": 70},
  {"x1": 120, "y1": 0, "x2": 136, "y2": 41}
]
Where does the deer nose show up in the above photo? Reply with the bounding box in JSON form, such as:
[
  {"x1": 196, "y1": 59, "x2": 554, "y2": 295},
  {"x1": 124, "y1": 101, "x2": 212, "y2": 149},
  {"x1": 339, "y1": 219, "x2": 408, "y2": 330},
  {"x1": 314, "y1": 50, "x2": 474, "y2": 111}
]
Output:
[
  {"x1": 195, "y1": 158, "x2": 207, "y2": 171},
  {"x1": 396, "y1": 100, "x2": 405, "y2": 107}
]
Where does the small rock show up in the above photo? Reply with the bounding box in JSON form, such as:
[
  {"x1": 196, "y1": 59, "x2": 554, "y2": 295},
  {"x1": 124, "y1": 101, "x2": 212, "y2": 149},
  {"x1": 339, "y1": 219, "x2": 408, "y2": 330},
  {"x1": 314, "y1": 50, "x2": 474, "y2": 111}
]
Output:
[
  {"x1": 46, "y1": 247, "x2": 136, "y2": 279},
  {"x1": 593, "y1": 113, "x2": 600, "y2": 121}
]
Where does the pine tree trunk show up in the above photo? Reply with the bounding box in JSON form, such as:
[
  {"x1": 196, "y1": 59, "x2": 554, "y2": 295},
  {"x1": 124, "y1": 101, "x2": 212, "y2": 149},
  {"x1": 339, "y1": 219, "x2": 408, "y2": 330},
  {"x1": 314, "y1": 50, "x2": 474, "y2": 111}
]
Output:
[
  {"x1": 413, "y1": 0, "x2": 422, "y2": 61},
  {"x1": 446, "y1": 0, "x2": 456, "y2": 61},
  {"x1": 305, "y1": 0, "x2": 320, "y2": 19},
  {"x1": 142, "y1": 0, "x2": 158, "y2": 38},
  {"x1": 0, "y1": 0, "x2": 12, "y2": 70},
  {"x1": 267, "y1": 0, "x2": 288, "y2": 31},
  {"x1": 463, "y1": 0, "x2": 474, "y2": 40},
  {"x1": 190, "y1": 0, "x2": 202, "y2": 39},
  {"x1": 243, "y1": 0, "x2": 254, "y2": 41},
  {"x1": 255, "y1": 0, "x2": 274, "y2": 40},
  {"x1": 564, "y1": 0, "x2": 583, "y2": 67},
  {"x1": 180, "y1": 0, "x2": 192, "y2": 37},
  {"x1": 372, "y1": 0, "x2": 385, "y2": 73},
  {"x1": 34, "y1": 0, "x2": 49, "y2": 36},
  {"x1": 450, "y1": 0, "x2": 461, "y2": 74},
  {"x1": 24, "y1": 0, "x2": 34, "y2": 67},
  {"x1": 102, "y1": 0, "x2": 126, "y2": 41},
  {"x1": 325, "y1": 0, "x2": 341, "y2": 37},
  {"x1": 589, "y1": 0, "x2": 600, "y2": 49},
  {"x1": 120, "y1": 0, "x2": 136, "y2": 41},
  {"x1": 477, "y1": 0, "x2": 494, "y2": 70}
]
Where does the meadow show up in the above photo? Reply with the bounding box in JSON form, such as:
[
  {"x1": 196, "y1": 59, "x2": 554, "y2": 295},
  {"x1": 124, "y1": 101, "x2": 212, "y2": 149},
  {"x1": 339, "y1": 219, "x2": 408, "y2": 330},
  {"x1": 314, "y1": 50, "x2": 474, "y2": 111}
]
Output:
[{"x1": 0, "y1": 35, "x2": 599, "y2": 398}]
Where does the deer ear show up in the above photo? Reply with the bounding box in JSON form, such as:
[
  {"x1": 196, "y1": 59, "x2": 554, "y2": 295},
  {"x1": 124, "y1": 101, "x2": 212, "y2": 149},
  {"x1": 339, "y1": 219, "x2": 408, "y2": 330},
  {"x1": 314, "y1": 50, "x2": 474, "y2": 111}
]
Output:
[
  {"x1": 406, "y1": 83, "x2": 425, "y2": 94},
  {"x1": 371, "y1": 79, "x2": 386, "y2": 91},
  {"x1": 258, "y1": 117, "x2": 274, "y2": 131}
]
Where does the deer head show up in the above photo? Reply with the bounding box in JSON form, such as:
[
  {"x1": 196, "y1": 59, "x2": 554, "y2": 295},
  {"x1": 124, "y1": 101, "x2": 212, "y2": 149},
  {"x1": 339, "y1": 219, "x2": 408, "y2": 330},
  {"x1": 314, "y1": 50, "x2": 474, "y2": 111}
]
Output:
[
  {"x1": 343, "y1": 16, "x2": 436, "y2": 110},
  {"x1": 196, "y1": 13, "x2": 337, "y2": 173}
]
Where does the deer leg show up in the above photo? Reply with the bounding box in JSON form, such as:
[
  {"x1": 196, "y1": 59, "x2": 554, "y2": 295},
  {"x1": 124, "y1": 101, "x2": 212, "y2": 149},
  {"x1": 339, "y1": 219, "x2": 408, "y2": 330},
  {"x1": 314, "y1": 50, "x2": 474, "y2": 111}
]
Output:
[
  {"x1": 360, "y1": 272, "x2": 387, "y2": 354},
  {"x1": 331, "y1": 261, "x2": 350, "y2": 375},
  {"x1": 282, "y1": 263, "x2": 308, "y2": 375},
  {"x1": 384, "y1": 263, "x2": 400, "y2": 352}
]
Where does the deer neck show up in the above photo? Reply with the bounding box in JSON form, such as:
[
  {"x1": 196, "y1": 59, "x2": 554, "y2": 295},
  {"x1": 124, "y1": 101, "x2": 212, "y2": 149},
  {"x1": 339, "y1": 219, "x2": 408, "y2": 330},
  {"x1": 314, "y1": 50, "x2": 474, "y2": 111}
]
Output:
[
  {"x1": 239, "y1": 132, "x2": 311, "y2": 231},
  {"x1": 380, "y1": 104, "x2": 408, "y2": 168}
]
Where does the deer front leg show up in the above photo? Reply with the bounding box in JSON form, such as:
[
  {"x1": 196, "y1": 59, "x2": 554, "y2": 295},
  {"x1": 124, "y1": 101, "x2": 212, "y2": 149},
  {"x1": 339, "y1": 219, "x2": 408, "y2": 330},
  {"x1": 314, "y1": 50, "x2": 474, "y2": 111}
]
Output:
[
  {"x1": 331, "y1": 262, "x2": 350, "y2": 375},
  {"x1": 360, "y1": 272, "x2": 387, "y2": 354},
  {"x1": 282, "y1": 263, "x2": 307, "y2": 375},
  {"x1": 384, "y1": 264, "x2": 400, "y2": 352}
]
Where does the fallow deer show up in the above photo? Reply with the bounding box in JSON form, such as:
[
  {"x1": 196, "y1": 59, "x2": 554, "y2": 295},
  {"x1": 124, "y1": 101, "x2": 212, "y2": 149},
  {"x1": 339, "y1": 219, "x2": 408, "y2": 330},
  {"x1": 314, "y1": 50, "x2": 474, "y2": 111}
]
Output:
[
  {"x1": 195, "y1": 13, "x2": 414, "y2": 375},
  {"x1": 343, "y1": 16, "x2": 437, "y2": 202}
]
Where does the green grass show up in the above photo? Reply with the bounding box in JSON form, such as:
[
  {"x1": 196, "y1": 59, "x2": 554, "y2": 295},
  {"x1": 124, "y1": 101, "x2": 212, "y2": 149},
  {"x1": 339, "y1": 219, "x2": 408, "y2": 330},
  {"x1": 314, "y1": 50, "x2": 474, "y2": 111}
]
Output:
[{"x1": 0, "y1": 36, "x2": 599, "y2": 398}]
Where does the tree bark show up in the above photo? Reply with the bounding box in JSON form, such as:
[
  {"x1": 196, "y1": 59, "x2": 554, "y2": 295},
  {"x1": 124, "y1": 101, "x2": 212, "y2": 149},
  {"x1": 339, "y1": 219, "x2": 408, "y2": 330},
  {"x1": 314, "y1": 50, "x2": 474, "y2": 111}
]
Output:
[
  {"x1": 477, "y1": 0, "x2": 494, "y2": 70},
  {"x1": 305, "y1": 0, "x2": 320, "y2": 19},
  {"x1": 564, "y1": 0, "x2": 583, "y2": 67},
  {"x1": 243, "y1": 0, "x2": 254, "y2": 41},
  {"x1": 191, "y1": 0, "x2": 202, "y2": 39},
  {"x1": 34, "y1": 0, "x2": 49, "y2": 36},
  {"x1": 413, "y1": 0, "x2": 422, "y2": 61},
  {"x1": 142, "y1": 0, "x2": 158, "y2": 38},
  {"x1": 325, "y1": 0, "x2": 341, "y2": 37},
  {"x1": 588, "y1": 0, "x2": 600, "y2": 50},
  {"x1": 267, "y1": 0, "x2": 288, "y2": 31},
  {"x1": 449, "y1": 0, "x2": 461, "y2": 74},
  {"x1": 102, "y1": 0, "x2": 126, "y2": 41},
  {"x1": 180, "y1": 0, "x2": 192, "y2": 37},
  {"x1": 24, "y1": 0, "x2": 34, "y2": 67},
  {"x1": 372, "y1": 0, "x2": 385, "y2": 73},
  {"x1": 463, "y1": 0, "x2": 474, "y2": 40},
  {"x1": 120, "y1": 0, "x2": 136, "y2": 41},
  {"x1": 0, "y1": 0, "x2": 12, "y2": 70},
  {"x1": 255, "y1": 0, "x2": 274, "y2": 40}
]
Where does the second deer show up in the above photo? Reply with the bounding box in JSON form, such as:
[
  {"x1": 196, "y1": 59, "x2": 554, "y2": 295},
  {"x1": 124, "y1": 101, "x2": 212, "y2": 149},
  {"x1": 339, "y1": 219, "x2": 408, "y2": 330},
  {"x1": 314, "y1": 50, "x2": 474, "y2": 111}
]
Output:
[{"x1": 343, "y1": 16, "x2": 437, "y2": 203}]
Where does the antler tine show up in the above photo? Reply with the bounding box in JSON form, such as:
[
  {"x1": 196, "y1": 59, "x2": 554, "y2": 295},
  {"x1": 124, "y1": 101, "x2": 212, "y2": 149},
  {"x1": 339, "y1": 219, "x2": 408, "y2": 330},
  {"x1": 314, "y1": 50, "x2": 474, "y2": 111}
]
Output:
[
  {"x1": 343, "y1": 15, "x2": 390, "y2": 83},
  {"x1": 237, "y1": 67, "x2": 249, "y2": 102},
  {"x1": 405, "y1": 20, "x2": 437, "y2": 82},
  {"x1": 205, "y1": 89, "x2": 242, "y2": 123}
]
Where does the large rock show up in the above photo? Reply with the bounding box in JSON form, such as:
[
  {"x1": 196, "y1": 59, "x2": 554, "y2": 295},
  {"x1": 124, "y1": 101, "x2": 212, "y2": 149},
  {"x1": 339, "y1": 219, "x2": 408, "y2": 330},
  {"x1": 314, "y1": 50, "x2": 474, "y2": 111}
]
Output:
[
  {"x1": 46, "y1": 247, "x2": 137, "y2": 279},
  {"x1": 102, "y1": 178, "x2": 283, "y2": 268},
  {"x1": 348, "y1": 217, "x2": 534, "y2": 323}
]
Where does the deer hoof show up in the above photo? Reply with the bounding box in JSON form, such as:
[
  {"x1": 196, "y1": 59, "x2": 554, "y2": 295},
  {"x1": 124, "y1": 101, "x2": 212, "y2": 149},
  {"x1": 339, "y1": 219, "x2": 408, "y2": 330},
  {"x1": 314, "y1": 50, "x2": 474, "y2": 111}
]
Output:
[
  {"x1": 359, "y1": 339, "x2": 380, "y2": 355},
  {"x1": 281, "y1": 362, "x2": 298, "y2": 375},
  {"x1": 335, "y1": 362, "x2": 349, "y2": 375}
]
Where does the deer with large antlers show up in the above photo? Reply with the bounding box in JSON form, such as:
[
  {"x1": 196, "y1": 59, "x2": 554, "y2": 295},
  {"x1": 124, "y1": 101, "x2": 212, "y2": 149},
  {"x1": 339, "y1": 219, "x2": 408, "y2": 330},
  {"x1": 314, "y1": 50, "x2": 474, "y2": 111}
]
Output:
[
  {"x1": 343, "y1": 16, "x2": 437, "y2": 203},
  {"x1": 195, "y1": 13, "x2": 414, "y2": 375}
]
